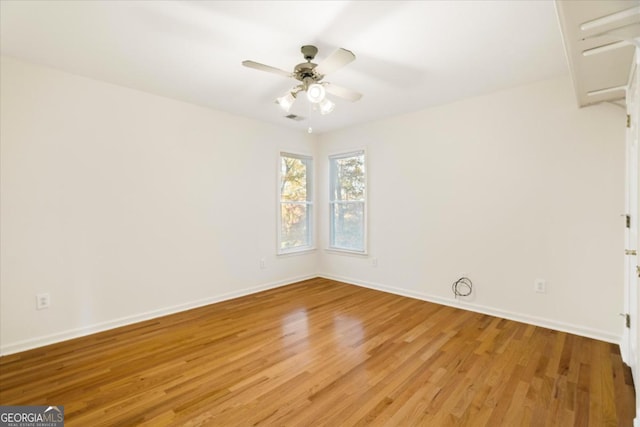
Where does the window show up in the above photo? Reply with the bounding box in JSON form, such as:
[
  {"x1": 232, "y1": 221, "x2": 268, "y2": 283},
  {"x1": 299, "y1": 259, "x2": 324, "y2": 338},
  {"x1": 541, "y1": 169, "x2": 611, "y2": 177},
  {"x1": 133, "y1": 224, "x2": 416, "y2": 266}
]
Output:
[
  {"x1": 329, "y1": 150, "x2": 366, "y2": 253},
  {"x1": 278, "y1": 152, "x2": 313, "y2": 254}
]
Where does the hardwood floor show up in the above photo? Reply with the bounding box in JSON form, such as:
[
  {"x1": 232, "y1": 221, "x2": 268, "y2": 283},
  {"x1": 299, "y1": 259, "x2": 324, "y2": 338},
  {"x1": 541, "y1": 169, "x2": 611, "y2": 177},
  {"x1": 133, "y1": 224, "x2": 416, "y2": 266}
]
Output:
[{"x1": 0, "y1": 278, "x2": 635, "y2": 426}]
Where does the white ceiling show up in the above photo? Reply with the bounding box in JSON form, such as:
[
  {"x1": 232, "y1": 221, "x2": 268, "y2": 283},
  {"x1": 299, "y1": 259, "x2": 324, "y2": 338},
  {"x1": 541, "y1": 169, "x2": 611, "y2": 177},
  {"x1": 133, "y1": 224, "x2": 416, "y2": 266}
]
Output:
[{"x1": 1, "y1": 1, "x2": 571, "y2": 134}]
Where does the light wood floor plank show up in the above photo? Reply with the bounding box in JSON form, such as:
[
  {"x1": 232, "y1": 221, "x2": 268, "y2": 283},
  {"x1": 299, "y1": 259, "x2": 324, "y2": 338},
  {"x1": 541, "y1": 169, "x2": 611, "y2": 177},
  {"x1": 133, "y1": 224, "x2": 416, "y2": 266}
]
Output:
[{"x1": 0, "y1": 278, "x2": 635, "y2": 426}]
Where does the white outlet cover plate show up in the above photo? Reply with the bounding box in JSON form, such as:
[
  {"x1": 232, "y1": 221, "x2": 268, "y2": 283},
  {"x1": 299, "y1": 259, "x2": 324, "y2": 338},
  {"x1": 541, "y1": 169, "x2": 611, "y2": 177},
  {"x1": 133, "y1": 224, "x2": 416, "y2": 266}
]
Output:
[
  {"x1": 36, "y1": 293, "x2": 50, "y2": 309},
  {"x1": 534, "y1": 279, "x2": 546, "y2": 293}
]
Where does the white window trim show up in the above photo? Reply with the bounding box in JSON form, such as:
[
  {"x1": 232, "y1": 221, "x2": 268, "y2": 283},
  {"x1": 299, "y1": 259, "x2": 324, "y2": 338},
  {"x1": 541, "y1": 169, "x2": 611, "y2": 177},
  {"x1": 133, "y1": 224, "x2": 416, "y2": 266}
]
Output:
[
  {"x1": 328, "y1": 148, "x2": 368, "y2": 255},
  {"x1": 277, "y1": 151, "x2": 315, "y2": 255}
]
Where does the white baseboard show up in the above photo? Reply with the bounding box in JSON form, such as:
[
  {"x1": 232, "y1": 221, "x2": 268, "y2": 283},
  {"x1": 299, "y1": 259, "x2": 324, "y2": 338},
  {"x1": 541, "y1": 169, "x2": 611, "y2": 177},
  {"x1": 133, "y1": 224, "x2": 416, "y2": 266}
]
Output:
[
  {"x1": 320, "y1": 273, "x2": 621, "y2": 344},
  {"x1": 2, "y1": 273, "x2": 622, "y2": 355},
  {"x1": 0, "y1": 274, "x2": 316, "y2": 356}
]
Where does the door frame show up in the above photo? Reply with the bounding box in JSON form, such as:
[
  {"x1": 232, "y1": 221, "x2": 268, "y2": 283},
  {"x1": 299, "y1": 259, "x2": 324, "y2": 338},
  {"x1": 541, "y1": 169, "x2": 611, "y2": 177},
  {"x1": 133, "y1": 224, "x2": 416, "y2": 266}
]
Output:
[{"x1": 624, "y1": 47, "x2": 640, "y2": 427}]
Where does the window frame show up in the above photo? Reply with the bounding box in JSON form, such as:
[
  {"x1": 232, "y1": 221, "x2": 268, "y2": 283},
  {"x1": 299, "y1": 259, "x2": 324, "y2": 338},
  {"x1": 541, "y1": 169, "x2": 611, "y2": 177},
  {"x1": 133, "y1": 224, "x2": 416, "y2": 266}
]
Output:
[
  {"x1": 277, "y1": 151, "x2": 315, "y2": 255},
  {"x1": 328, "y1": 149, "x2": 368, "y2": 255}
]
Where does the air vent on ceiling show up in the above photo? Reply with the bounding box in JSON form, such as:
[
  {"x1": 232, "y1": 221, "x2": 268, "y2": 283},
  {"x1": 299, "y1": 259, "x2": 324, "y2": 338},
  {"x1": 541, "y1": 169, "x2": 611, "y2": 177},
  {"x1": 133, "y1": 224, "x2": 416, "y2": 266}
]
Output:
[{"x1": 284, "y1": 114, "x2": 305, "y2": 121}]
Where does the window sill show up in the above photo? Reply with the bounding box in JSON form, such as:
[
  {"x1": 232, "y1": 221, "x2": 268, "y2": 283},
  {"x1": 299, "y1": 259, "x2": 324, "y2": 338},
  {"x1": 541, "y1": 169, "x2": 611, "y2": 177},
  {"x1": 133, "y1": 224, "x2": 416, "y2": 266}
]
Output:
[
  {"x1": 325, "y1": 248, "x2": 369, "y2": 257},
  {"x1": 277, "y1": 248, "x2": 317, "y2": 257}
]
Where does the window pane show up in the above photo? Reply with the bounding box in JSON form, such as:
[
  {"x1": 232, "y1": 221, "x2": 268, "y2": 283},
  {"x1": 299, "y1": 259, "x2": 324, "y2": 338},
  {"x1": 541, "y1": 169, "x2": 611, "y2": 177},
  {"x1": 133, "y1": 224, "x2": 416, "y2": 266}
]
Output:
[
  {"x1": 280, "y1": 203, "x2": 310, "y2": 250},
  {"x1": 330, "y1": 202, "x2": 364, "y2": 252},
  {"x1": 331, "y1": 154, "x2": 365, "y2": 202},
  {"x1": 281, "y1": 156, "x2": 308, "y2": 202},
  {"x1": 278, "y1": 153, "x2": 313, "y2": 254}
]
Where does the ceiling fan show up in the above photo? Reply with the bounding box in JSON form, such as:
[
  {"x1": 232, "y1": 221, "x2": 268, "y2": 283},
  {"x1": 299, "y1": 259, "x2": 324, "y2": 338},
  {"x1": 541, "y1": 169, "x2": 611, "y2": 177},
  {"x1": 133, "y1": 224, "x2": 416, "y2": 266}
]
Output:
[{"x1": 242, "y1": 45, "x2": 362, "y2": 116}]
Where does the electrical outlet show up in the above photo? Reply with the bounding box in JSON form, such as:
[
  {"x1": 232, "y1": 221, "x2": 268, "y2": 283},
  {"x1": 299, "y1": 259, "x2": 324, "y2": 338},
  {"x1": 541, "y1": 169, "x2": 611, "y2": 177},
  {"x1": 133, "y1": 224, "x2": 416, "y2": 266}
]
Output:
[
  {"x1": 534, "y1": 279, "x2": 546, "y2": 294},
  {"x1": 260, "y1": 258, "x2": 266, "y2": 269},
  {"x1": 36, "y1": 293, "x2": 50, "y2": 310},
  {"x1": 372, "y1": 257, "x2": 378, "y2": 267}
]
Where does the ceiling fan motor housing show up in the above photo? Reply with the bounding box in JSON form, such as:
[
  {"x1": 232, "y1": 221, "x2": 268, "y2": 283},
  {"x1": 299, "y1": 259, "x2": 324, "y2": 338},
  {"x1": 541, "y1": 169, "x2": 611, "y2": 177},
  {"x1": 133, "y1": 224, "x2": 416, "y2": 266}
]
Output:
[
  {"x1": 294, "y1": 62, "x2": 322, "y2": 86},
  {"x1": 294, "y1": 46, "x2": 323, "y2": 85}
]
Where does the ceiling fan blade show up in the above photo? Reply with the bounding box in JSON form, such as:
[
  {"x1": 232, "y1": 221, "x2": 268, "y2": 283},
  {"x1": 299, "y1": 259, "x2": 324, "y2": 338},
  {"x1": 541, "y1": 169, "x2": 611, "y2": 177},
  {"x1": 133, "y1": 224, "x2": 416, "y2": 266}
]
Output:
[
  {"x1": 324, "y1": 82, "x2": 362, "y2": 102},
  {"x1": 315, "y1": 48, "x2": 355, "y2": 76},
  {"x1": 242, "y1": 60, "x2": 292, "y2": 78}
]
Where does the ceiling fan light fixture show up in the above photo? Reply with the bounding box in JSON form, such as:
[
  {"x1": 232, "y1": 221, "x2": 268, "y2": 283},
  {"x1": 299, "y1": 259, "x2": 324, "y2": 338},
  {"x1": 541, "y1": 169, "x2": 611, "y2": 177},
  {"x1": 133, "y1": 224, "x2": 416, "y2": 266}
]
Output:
[
  {"x1": 276, "y1": 91, "x2": 296, "y2": 112},
  {"x1": 318, "y1": 98, "x2": 335, "y2": 115},
  {"x1": 306, "y1": 83, "x2": 325, "y2": 103}
]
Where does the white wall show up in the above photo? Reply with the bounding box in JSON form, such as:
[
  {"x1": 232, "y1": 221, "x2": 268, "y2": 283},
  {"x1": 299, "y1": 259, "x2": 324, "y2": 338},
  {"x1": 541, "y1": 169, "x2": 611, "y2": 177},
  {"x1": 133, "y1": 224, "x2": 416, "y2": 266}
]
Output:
[
  {"x1": 0, "y1": 56, "x2": 318, "y2": 354},
  {"x1": 0, "y1": 56, "x2": 626, "y2": 354},
  {"x1": 317, "y1": 75, "x2": 625, "y2": 342}
]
